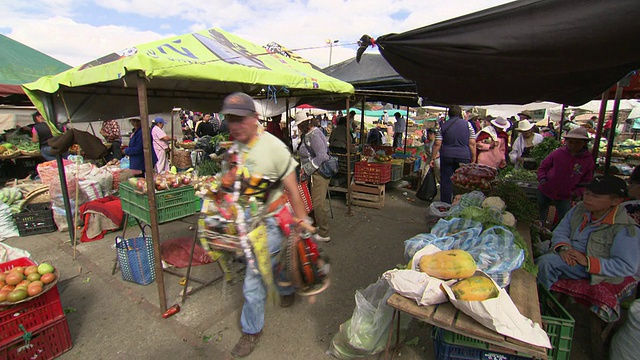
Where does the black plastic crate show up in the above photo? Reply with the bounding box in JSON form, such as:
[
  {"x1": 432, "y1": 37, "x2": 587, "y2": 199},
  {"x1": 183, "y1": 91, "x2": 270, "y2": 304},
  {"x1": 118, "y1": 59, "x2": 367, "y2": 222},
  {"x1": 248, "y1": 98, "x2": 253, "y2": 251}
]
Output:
[{"x1": 13, "y1": 203, "x2": 57, "y2": 236}]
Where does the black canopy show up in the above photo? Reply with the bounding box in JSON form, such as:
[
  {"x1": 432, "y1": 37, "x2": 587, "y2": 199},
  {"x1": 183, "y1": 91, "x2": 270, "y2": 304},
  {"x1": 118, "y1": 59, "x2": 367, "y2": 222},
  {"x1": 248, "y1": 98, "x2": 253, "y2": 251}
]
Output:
[{"x1": 370, "y1": 0, "x2": 640, "y2": 106}]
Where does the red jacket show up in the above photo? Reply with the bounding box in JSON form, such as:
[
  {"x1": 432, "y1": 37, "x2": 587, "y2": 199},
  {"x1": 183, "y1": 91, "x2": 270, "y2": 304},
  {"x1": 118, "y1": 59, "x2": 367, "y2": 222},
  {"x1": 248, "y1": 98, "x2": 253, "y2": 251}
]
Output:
[{"x1": 537, "y1": 146, "x2": 595, "y2": 200}]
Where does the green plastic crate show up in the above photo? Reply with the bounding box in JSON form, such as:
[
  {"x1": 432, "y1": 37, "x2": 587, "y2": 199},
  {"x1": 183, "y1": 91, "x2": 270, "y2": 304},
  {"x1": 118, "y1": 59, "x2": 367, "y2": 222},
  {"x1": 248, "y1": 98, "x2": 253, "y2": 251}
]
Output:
[
  {"x1": 434, "y1": 286, "x2": 574, "y2": 360},
  {"x1": 539, "y1": 285, "x2": 574, "y2": 360},
  {"x1": 119, "y1": 182, "x2": 199, "y2": 224}
]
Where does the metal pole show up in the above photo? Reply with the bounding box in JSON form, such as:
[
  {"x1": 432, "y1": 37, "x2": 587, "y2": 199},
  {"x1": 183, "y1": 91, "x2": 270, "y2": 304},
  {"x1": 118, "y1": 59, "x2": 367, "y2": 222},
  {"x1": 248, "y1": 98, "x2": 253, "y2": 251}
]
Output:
[
  {"x1": 346, "y1": 97, "x2": 353, "y2": 216},
  {"x1": 329, "y1": 42, "x2": 333, "y2": 66},
  {"x1": 592, "y1": 90, "x2": 610, "y2": 160},
  {"x1": 404, "y1": 106, "x2": 409, "y2": 154},
  {"x1": 55, "y1": 155, "x2": 75, "y2": 244},
  {"x1": 604, "y1": 83, "x2": 624, "y2": 175},
  {"x1": 285, "y1": 98, "x2": 291, "y2": 151},
  {"x1": 137, "y1": 73, "x2": 168, "y2": 313}
]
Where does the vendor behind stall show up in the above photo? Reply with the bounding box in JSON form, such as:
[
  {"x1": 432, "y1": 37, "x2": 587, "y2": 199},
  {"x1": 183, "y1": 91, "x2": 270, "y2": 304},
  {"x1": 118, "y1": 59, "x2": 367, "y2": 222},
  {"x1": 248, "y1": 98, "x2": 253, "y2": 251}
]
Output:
[
  {"x1": 31, "y1": 112, "x2": 55, "y2": 161},
  {"x1": 536, "y1": 175, "x2": 638, "y2": 290},
  {"x1": 509, "y1": 120, "x2": 543, "y2": 168},
  {"x1": 537, "y1": 127, "x2": 595, "y2": 225},
  {"x1": 100, "y1": 119, "x2": 122, "y2": 160},
  {"x1": 123, "y1": 118, "x2": 156, "y2": 176}
]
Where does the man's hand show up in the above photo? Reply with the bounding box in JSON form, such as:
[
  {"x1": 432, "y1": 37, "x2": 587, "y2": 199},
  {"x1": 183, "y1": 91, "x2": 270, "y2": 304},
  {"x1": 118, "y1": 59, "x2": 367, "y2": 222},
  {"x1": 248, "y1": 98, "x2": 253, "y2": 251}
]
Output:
[
  {"x1": 567, "y1": 249, "x2": 588, "y2": 267},
  {"x1": 560, "y1": 251, "x2": 576, "y2": 266}
]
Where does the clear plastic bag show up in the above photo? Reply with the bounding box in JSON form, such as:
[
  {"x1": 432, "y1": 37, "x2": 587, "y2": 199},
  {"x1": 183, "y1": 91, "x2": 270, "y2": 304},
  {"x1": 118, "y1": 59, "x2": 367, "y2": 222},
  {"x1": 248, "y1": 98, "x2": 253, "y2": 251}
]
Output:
[
  {"x1": 426, "y1": 201, "x2": 452, "y2": 228},
  {"x1": 328, "y1": 279, "x2": 409, "y2": 358}
]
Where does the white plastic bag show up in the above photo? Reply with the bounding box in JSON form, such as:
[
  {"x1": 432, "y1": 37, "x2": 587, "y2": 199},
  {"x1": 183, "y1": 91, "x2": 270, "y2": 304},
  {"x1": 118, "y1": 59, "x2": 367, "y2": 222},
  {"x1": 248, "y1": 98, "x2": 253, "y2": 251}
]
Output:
[{"x1": 610, "y1": 300, "x2": 640, "y2": 360}]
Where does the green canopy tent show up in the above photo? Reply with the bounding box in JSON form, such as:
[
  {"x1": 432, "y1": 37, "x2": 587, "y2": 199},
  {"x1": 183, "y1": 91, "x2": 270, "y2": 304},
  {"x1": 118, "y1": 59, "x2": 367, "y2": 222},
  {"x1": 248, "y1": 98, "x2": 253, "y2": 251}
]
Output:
[
  {"x1": 23, "y1": 27, "x2": 354, "y2": 312},
  {"x1": 0, "y1": 34, "x2": 70, "y2": 105}
]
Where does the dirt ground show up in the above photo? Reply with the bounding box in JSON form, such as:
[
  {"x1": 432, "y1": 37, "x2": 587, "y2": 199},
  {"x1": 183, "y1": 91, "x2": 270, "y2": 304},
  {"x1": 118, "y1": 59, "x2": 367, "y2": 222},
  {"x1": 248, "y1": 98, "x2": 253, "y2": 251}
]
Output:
[{"x1": 3, "y1": 184, "x2": 599, "y2": 360}]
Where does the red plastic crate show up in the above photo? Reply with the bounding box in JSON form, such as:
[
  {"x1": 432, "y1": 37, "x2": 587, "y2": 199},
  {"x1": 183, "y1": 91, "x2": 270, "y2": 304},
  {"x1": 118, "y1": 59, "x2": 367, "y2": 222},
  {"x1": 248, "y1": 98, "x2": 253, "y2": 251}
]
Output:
[
  {"x1": 355, "y1": 161, "x2": 392, "y2": 184},
  {"x1": 0, "y1": 258, "x2": 65, "y2": 347},
  {"x1": 1, "y1": 316, "x2": 72, "y2": 360}
]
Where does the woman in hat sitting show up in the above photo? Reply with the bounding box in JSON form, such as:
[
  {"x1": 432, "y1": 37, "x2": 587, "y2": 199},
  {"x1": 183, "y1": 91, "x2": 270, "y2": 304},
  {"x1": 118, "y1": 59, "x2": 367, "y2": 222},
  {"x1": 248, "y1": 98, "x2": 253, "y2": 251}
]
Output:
[
  {"x1": 476, "y1": 116, "x2": 510, "y2": 169},
  {"x1": 537, "y1": 127, "x2": 595, "y2": 226},
  {"x1": 509, "y1": 120, "x2": 544, "y2": 166}
]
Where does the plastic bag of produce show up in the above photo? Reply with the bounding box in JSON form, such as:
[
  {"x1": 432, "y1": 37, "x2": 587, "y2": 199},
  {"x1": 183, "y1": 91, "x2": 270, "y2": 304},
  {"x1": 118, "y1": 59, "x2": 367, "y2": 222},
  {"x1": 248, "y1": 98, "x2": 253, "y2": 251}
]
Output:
[
  {"x1": 430, "y1": 218, "x2": 482, "y2": 248},
  {"x1": 328, "y1": 278, "x2": 409, "y2": 359},
  {"x1": 404, "y1": 233, "x2": 455, "y2": 261},
  {"x1": 426, "y1": 201, "x2": 452, "y2": 228},
  {"x1": 610, "y1": 300, "x2": 640, "y2": 360},
  {"x1": 460, "y1": 226, "x2": 524, "y2": 287},
  {"x1": 0, "y1": 202, "x2": 19, "y2": 240}
]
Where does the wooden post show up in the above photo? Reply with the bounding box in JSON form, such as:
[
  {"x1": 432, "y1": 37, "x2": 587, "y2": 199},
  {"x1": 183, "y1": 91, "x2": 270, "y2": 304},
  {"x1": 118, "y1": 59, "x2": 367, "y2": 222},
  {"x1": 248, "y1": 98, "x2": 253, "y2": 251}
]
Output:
[
  {"x1": 592, "y1": 90, "x2": 611, "y2": 160},
  {"x1": 604, "y1": 83, "x2": 624, "y2": 175},
  {"x1": 359, "y1": 97, "x2": 365, "y2": 146},
  {"x1": 404, "y1": 106, "x2": 409, "y2": 154},
  {"x1": 137, "y1": 73, "x2": 168, "y2": 313},
  {"x1": 55, "y1": 155, "x2": 75, "y2": 244},
  {"x1": 346, "y1": 97, "x2": 353, "y2": 216},
  {"x1": 285, "y1": 98, "x2": 291, "y2": 151},
  {"x1": 556, "y1": 104, "x2": 566, "y2": 141}
]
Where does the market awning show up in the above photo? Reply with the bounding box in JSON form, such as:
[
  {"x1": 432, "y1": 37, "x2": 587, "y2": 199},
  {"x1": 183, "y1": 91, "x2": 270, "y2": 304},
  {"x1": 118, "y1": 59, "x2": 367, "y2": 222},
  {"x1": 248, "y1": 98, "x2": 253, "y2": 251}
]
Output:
[
  {"x1": 360, "y1": 0, "x2": 640, "y2": 106},
  {"x1": 22, "y1": 27, "x2": 354, "y2": 123}
]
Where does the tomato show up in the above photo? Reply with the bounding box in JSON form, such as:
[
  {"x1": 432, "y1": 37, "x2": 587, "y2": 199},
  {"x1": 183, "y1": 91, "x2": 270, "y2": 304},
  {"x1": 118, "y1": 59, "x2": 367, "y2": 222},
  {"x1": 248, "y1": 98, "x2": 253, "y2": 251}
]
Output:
[{"x1": 40, "y1": 273, "x2": 56, "y2": 284}]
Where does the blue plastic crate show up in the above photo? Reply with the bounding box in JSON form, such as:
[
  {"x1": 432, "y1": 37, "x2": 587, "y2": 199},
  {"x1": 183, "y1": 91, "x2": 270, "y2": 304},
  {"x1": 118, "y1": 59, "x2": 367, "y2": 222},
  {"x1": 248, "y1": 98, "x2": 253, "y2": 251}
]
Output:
[{"x1": 432, "y1": 327, "x2": 531, "y2": 360}]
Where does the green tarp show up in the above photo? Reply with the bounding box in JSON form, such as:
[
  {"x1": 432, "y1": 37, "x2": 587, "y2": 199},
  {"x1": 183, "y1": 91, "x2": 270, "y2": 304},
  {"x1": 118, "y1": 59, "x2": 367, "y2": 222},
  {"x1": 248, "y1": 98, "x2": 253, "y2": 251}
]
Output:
[{"x1": 23, "y1": 27, "x2": 354, "y2": 123}]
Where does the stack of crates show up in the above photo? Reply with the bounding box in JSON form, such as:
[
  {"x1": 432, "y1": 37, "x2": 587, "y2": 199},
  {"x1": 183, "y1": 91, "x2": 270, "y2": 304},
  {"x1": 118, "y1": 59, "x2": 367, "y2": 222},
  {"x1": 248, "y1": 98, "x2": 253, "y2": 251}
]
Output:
[
  {"x1": 119, "y1": 182, "x2": 200, "y2": 224},
  {"x1": 0, "y1": 258, "x2": 72, "y2": 359}
]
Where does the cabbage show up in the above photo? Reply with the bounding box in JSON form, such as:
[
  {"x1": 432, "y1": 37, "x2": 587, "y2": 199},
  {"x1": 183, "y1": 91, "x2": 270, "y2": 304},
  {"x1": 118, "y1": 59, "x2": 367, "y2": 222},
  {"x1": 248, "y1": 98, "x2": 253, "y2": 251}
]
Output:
[{"x1": 482, "y1": 196, "x2": 506, "y2": 211}]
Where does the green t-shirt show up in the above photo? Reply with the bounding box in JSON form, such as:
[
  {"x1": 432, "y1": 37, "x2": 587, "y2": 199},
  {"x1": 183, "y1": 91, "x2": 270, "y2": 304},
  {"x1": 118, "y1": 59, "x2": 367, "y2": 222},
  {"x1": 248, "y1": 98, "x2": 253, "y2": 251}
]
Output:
[{"x1": 236, "y1": 132, "x2": 297, "y2": 207}]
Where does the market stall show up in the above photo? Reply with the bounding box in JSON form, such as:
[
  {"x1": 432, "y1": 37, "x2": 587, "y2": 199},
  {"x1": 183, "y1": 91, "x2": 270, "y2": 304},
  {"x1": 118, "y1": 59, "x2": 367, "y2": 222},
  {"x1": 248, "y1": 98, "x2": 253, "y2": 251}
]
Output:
[{"x1": 21, "y1": 27, "x2": 354, "y2": 312}]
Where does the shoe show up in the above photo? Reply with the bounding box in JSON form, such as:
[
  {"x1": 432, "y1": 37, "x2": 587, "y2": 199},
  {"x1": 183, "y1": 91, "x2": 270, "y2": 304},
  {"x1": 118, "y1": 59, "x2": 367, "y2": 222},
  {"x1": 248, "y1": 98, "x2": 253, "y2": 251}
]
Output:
[
  {"x1": 231, "y1": 331, "x2": 263, "y2": 358},
  {"x1": 280, "y1": 294, "x2": 295, "y2": 308},
  {"x1": 313, "y1": 234, "x2": 331, "y2": 242}
]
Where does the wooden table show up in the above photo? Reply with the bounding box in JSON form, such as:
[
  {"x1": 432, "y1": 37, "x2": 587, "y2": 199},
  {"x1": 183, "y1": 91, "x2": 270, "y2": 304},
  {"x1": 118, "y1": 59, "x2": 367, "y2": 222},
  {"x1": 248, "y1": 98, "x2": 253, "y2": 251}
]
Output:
[{"x1": 384, "y1": 223, "x2": 548, "y2": 359}]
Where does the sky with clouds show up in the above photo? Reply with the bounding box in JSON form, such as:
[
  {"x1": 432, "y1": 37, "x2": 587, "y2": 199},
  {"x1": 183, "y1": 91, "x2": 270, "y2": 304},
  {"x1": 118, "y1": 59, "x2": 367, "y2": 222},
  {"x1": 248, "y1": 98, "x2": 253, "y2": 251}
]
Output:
[{"x1": 0, "y1": 0, "x2": 514, "y2": 69}]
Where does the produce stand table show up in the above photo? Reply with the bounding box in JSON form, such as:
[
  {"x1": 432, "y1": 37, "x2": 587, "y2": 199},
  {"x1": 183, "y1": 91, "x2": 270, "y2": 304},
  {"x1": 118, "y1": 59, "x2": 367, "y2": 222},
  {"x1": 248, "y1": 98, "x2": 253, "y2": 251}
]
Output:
[{"x1": 383, "y1": 225, "x2": 548, "y2": 360}]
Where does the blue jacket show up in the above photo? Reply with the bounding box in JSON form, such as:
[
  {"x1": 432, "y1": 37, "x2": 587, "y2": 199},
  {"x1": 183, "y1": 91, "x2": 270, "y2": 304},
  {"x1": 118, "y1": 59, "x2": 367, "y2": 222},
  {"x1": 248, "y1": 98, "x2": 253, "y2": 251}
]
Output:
[
  {"x1": 551, "y1": 203, "x2": 639, "y2": 284},
  {"x1": 124, "y1": 128, "x2": 157, "y2": 171}
]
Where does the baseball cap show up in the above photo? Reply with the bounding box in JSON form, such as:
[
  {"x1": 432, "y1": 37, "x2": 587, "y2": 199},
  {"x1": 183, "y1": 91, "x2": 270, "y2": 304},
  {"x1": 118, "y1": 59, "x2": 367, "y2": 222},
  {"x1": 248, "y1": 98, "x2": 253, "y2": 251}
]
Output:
[
  {"x1": 220, "y1": 92, "x2": 256, "y2": 117},
  {"x1": 579, "y1": 175, "x2": 628, "y2": 197},
  {"x1": 154, "y1": 117, "x2": 166, "y2": 124}
]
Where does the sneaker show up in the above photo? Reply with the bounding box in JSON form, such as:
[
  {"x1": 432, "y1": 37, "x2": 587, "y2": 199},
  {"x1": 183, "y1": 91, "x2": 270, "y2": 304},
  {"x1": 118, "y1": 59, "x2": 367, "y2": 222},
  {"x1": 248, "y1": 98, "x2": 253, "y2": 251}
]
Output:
[
  {"x1": 313, "y1": 234, "x2": 331, "y2": 242},
  {"x1": 231, "y1": 331, "x2": 263, "y2": 358},
  {"x1": 280, "y1": 294, "x2": 295, "y2": 308}
]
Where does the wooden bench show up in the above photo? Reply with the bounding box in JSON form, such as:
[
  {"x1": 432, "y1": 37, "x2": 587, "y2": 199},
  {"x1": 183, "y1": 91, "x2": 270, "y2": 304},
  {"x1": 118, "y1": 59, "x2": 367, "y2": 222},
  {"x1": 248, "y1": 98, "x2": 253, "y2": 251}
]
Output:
[{"x1": 384, "y1": 222, "x2": 548, "y2": 359}]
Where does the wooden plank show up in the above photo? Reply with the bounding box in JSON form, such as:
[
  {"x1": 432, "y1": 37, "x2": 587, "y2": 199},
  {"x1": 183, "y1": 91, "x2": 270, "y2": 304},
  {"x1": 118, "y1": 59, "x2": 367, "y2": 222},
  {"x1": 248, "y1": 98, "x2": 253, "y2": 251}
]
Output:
[
  {"x1": 351, "y1": 183, "x2": 384, "y2": 195},
  {"x1": 386, "y1": 293, "x2": 435, "y2": 322},
  {"x1": 351, "y1": 199, "x2": 384, "y2": 209},
  {"x1": 453, "y1": 310, "x2": 504, "y2": 342},
  {"x1": 505, "y1": 336, "x2": 548, "y2": 359},
  {"x1": 431, "y1": 302, "x2": 457, "y2": 327},
  {"x1": 510, "y1": 222, "x2": 543, "y2": 325},
  {"x1": 351, "y1": 192, "x2": 383, "y2": 202}
]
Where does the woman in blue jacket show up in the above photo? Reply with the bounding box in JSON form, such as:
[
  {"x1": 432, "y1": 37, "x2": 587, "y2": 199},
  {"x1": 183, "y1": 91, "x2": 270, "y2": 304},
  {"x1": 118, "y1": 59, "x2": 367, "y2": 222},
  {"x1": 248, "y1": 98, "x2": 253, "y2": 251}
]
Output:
[{"x1": 123, "y1": 118, "x2": 156, "y2": 176}]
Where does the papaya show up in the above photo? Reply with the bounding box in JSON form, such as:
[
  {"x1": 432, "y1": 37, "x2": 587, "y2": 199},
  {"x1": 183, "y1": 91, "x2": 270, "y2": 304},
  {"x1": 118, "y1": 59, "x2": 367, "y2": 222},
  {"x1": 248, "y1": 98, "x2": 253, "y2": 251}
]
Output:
[
  {"x1": 418, "y1": 250, "x2": 476, "y2": 280},
  {"x1": 451, "y1": 276, "x2": 499, "y2": 301}
]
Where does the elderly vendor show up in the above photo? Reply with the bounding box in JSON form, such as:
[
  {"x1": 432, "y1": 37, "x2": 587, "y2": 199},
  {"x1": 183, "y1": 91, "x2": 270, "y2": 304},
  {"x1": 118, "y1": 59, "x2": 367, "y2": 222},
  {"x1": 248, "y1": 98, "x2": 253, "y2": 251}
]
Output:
[{"x1": 536, "y1": 175, "x2": 639, "y2": 290}]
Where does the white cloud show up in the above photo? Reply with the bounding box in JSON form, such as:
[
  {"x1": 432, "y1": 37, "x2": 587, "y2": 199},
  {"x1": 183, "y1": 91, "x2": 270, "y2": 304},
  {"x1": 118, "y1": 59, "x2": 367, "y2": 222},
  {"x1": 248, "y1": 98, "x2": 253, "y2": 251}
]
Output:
[{"x1": 1, "y1": 0, "x2": 515, "y2": 67}]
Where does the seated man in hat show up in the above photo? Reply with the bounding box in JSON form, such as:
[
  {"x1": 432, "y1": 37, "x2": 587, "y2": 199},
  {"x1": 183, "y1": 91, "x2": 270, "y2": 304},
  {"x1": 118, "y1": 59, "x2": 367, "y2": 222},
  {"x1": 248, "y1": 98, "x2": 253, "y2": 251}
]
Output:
[{"x1": 536, "y1": 175, "x2": 639, "y2": 290}]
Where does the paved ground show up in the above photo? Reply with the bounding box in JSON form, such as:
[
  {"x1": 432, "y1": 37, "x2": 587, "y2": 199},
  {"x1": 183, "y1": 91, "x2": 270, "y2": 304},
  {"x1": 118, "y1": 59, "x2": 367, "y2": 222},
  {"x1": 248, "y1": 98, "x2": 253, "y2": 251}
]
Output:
[{"x1": 3, "y1": 184, "x2": 598, "y2": 359}]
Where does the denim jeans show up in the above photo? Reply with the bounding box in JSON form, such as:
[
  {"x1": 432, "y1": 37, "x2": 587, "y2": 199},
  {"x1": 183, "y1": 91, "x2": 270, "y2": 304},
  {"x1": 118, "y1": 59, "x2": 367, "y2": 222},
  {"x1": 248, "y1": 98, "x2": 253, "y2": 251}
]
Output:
[
  {"x1": 240, "y1": 216, "x2": 294, "y2": 334},
  {"x1": 536, "y1": 252, "x2": 589, "y2": 290},
  {"x1": 439, "y1": 156, "x2": 469, "y2": 204},
  {"x1": 537, "y1": 192, "x2": 571, "y2": 225}
]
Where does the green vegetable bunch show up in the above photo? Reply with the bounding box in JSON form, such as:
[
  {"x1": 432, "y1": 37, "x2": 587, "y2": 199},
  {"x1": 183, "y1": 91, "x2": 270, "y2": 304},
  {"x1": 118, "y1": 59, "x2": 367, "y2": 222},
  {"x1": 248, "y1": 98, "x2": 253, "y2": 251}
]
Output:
[
  {"x1": 490, "y1": 181, "x2": 538, "y2": 224},
  {"x1": 196, "y1": 159, "x2": 221, "y2": 176},
  {"x1": 530, "y1": 137, "x2": 561, "y2": 165},
  {"x1": 498, "y1": 168, "x2": 538, "y2": 182}
]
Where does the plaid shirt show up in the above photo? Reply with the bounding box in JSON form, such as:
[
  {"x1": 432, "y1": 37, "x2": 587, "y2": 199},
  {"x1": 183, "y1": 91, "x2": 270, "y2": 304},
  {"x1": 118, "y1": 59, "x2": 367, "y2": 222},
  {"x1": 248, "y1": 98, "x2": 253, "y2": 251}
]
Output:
[{"x1": 101, "y1": 120, "x2": 121, "y2": 142}]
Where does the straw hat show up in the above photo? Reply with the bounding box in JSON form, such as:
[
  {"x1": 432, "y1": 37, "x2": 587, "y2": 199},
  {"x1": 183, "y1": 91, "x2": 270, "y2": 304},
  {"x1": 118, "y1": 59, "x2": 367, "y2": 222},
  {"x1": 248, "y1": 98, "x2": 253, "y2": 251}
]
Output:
[
  {"x1": 516, "y1": 120, "x2": 534, "y2": 132},
  {"x1": 517, "y1": 110, "x2": 533, "y2": 119},
  {"x1": 563, "y1": 127, "x2": 592, "y2": 141},
  {"x1": 294, "y1": 111, "x2": 314, "y2": 127},
  {"x1": 490, "y1": 116, "x2": 510, "y2": 130}
]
